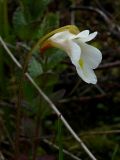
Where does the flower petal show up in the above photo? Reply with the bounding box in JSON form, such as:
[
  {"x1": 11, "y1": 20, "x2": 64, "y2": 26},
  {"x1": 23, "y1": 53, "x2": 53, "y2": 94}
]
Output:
[
  {"x1": 50, "y1": 31, "x2": 74, "y2": 42},
  {"x1": 84, "y1": 31, "x2": 97, "y2": 42},
  {"x1": 73, "y1": 30, "x2": 90, "y2": 39},
  {"x1": 75, "y1": 63, "x2": 97, "y2": 84},
  {"x1": 65, "y1": 40, "x2": 81, "y2": 65},
  {"x1": 50, "y1": 35, "x2": 81, "y2": 65},
  {"x1": 79, "y1": 42, "x2": 102, "y2": 69},
  {"x1": 75, "y1": 31, "x2": 97, "y2": 43}
]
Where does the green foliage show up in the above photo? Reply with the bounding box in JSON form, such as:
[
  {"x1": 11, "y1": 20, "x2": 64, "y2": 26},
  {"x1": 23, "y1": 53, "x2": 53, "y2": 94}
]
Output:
[
  {"x1": 13, "y1": 7, "x2": 29, "y2": 40},
  {"x1": 28, "y1": 57, "x2": 43, "y2": 78},
  {"x1": 20, "y1": 0, "x2": 51, "y2": 20},
  {"x1": 13, "y1": 0, "x2": 58, "y2": 40},
  {"x1": 37, "y1": 13, "x2": 59, "y2": 39},
  {"x1": 46, "y1": 49, "x2": 66, "y2": 70}
]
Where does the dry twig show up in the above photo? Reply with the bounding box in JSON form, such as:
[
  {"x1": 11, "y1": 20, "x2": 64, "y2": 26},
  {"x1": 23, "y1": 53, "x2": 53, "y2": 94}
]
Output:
[
  {"x1": 70, "y1": 6, "x2": 120, "y2": 40},
  {"x1": 43, "y1": 139, "x2": 82, "y2": 160}
]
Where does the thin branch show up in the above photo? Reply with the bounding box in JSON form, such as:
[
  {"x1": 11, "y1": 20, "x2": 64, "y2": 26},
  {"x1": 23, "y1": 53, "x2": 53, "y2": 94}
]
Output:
[
  {"x1": 0, "y1": 118, "x2": 15, "y2": 150},
  {"x1": 15, "y1": 74, "x2": 24, "y2": 159},
  {"x1": 70, "y1": 6, "x2": 120, "y2": 40},
  {"x1": 94, "y1": 84, "x2": 106, "y2": 94},
  {"x1": 32, "y1": 102, "x2": 42, "y2": 160},
  {"x1": 59, "y1": 94, "x2": 108, "y2": 104},
  {"x1": 70, "y1": 2, "x2": 76, "y2": 25},
  {"x1": 0, "y1": 152, "x2": 5, "y2": 160},
  {"x1": 43, "y1": 139, "x2": 82, "y2": 160},
  {"x1": 62, "y1": 60, "x2": 120, "y2": 70},
  {"x1": 70, "y1": 6, "x2": 111, "y2": 24},
  {"x1": 98, "y1": 61, "x2": 120, "y2": 69},
  {"x1": 80, "y1": 130, "x2": 120, "y2": 137},
  {"x1": 0, "y1": 36, "x2": 97, "y2": 160},
  {"x1": 94, "y1": 0, "x2": 114, "y2": 19}
]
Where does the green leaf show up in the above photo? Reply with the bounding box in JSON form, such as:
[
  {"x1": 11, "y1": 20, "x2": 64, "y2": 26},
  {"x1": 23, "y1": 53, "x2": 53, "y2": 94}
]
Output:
[
  {"x1": 36, "y1": 13, "x2": 59, "y2": 39},
  {"x1": 23, "y1": 81, "x2": 37, "y2": 103},
  {"x1": 28, "y1": 57, "x2": 43, "y2": 78},
  {"x1": 29, "y1": 0, "x2": 51, "y2": 19},
  {"x1": 13, "y1": 7, "x2": 27, "y2": 28},
  {"x1": 12, "y1": 7, "x2": 30, "y2": 39},
  {"x1": 0, "y1": 0, "x2": 9, "y2": 38},
  {"x1": 47, "y1": 49, "x2": 66, "y2": 69},
  {"x1": 20, "y1": 0, "x2": 51, "y2": 20}
]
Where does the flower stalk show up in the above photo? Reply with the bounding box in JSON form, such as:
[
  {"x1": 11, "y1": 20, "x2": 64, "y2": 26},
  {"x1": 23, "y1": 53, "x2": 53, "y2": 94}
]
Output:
[{"x1": 0, "y1": 36, "x2": 97, "y2": 160}]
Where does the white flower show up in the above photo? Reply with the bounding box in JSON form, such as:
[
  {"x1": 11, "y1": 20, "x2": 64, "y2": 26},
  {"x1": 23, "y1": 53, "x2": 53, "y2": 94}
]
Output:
[{"x1": 41, "y1": 28, "x2": 102, "y2": 84}]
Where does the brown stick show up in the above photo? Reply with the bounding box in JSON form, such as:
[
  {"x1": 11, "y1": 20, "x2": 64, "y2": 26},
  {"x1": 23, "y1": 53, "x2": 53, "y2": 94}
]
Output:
[
  {"x1": 70, "y1": 6, "x2": 120, "y2": 40},
  {"x1": 98, "y1": 61, "x2": 120, "y2": 69}
]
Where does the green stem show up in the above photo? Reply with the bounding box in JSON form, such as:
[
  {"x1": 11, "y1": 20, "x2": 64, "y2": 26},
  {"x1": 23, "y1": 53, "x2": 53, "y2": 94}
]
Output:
[
  {"x1": 15, "y1": 71, "x2": 24, "y2": 160},
  {"x1": 58, "y1": 116, "x2": 64, "y2": 160},
  {"x1": 14, "y1": 39, "x2": 37, "y2": 160},
  {"x1": 3, "y1": 0, "x2": 9, "y2": 38},
  {"x1": 32, "y1": 100, "x2": 42, "y2": 160},
  {"x1": 0, "y1": 0, "x2": 9, "y2": 92},
  {"x1": 14, "y1": 22, "x2": 46, "y2": 158},
  {"x1": 0, "y1": 0, "x2": 9, "y2": 37},
  {"x1": 14, "y1": 26, "x2": 45, "y2": 159}
]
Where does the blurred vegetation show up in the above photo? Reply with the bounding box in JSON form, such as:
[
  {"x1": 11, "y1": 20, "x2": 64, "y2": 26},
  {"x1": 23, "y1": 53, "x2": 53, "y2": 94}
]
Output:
[{"x1": 0, "y1": 0, "x2": 120, "y2": 160}]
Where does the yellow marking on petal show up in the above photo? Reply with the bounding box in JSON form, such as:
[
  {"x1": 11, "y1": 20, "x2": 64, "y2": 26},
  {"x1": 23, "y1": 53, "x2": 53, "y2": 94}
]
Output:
[
  {"x1": 79, "y1": 59, "x2": 84, "y2": 69},
  {"x1": 79, "y1": 59, "x2": 88, "y2": 77}
]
